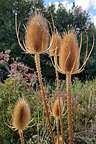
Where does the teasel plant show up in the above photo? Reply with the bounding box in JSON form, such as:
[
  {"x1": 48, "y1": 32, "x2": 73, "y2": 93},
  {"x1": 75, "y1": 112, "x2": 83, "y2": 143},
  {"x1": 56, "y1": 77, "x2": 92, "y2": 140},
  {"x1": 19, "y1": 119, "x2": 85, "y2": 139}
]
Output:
[
  {"x1": 6, "y1": 98, "x2": 31, "y2": 144},
  {"x1": 48, "y1": 16, "x2": 65, "y2": 144},
  {"x1": 52, "y1": 98, "x2": 65, "y2": 144},
  {"x1": 15, "y1": 12, "x2": 55, "y2": 144},
  {"x1": 52, "y1": 30, "x2": 94, "y2": 144}
]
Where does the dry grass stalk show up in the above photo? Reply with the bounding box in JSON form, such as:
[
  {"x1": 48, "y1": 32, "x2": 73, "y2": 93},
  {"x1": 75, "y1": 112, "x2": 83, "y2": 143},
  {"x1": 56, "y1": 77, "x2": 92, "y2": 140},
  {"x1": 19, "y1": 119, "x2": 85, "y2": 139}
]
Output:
[
  {"x1": 52, "y1": 30, "x2": 94, "y2": 144},
  {"x1": 15, "y1": 12, "x2": 55, "y2": 144}
]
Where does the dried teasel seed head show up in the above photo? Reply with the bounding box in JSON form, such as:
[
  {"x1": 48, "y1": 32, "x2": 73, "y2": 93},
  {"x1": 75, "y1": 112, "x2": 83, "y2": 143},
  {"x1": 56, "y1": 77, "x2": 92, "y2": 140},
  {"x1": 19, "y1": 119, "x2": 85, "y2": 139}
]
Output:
[
  {"x1": 13, "y1": 98, "x2": 30, "y2": 131},
  {"x1": 49, "y1": 31, "x2": 62, "y2": 56},
  {"x1": 25, "y1": 12, "x2": 49, "y2": 53},
  {"x1": 56, "y1": 136, "x2": 66, "y2": 144},
  {"x1": 53, "y1": 98, "x2": 63, "y2": 118},
  {"x1": 60, "y1": 31, "x2": 80, "y2": 73}
]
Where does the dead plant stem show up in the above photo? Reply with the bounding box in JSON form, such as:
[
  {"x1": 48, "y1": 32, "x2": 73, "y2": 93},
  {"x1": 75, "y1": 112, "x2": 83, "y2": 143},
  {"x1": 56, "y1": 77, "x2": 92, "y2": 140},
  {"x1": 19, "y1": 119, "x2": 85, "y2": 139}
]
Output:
[
  {"x1": 55, "y1": 56, "x2": 64, "y2": 144},
  {"x1": 19, "y1": 130, "x2": 24, "y2": 144},
  {"x1": 66, "y1": 74, "x2": 74, "y2": 144},
  {"x1": 35, "y1": 53, "x2": 55, "y2": 144}
]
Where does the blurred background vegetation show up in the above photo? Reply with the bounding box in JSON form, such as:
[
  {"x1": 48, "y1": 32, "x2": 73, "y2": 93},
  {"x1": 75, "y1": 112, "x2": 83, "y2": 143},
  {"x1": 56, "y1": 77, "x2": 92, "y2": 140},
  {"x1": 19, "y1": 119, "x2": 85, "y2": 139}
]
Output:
[
  {"x1": 0, "y1": 0, "x2": 96, "y2": 143},
  {"x1": 0, "y1": 0, "x2": 96, "y2": 82}
]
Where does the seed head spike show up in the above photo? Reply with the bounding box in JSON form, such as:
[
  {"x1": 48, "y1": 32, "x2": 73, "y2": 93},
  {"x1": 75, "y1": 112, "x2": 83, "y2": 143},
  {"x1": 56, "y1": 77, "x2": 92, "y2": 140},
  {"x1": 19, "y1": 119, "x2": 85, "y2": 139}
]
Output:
[
  {"x1": 53, "y1": 98, "x2": 63, "y2": 118},
  {"x1": 13, "y1": 98, "x2": 30, "y2": 131}
]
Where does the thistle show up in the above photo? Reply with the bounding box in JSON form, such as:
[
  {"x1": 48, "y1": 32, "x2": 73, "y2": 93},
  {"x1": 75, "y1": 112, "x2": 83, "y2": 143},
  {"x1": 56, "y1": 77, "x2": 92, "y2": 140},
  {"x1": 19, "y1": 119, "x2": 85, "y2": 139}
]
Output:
[
  {"x1": 53, "y1": 30, "x2": 94, "y2": 144},
  {"x1": 15, "y1": 12, "x2": 55, "y2": 144}
]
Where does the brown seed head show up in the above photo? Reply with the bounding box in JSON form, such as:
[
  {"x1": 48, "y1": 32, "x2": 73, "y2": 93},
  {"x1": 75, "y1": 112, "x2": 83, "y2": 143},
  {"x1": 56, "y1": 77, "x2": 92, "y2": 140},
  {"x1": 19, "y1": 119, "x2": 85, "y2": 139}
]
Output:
[
  {"x1": 53, "y1": 98, "x2": 63, "y2": 118},
  {"x1": 60, "y1": 31, "x2": 80, "y2": 73},
  {"x1": 13, "y1": 98, "x2": 30, "y2": 131},
  {"x1": 49, "y1": 31, "x2": 61, "y2": 56},
  {"x1": 25, "y1": 12, "x2": 49, "y2": 53},
  {"x1": 56, "y1": 136, "x2": 66, "y2": 144}
]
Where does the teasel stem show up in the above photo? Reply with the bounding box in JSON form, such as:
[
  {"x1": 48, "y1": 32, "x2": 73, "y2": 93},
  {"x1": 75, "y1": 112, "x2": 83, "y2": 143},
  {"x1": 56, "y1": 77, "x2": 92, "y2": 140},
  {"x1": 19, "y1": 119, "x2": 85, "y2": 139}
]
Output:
[
  {"x1": 66, "y1": 74, "x2": 74, "y2": 144},
  {"x1": 55, "y1": 56, "x2": 64, "y2": 144},
  {"x1": 19, "y1": 130, "x2": 24, "y2": 144},
  {"x1": 56, "y1": 118, "x2": 59, "y2": 139},
  {"x1": 35, "y1": 53, "x2": 55, "y2": 144}
]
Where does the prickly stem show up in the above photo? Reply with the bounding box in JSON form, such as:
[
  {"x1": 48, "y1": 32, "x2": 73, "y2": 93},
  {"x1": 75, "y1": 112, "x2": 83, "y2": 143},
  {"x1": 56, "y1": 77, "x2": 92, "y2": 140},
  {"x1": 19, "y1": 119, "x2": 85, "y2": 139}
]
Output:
[
  {"x1": 19, "y1": 130, "x2": 24, "y2": 144},
  {"x1": 66, "y1": 74, "x2": 74, "y2": 144},
  {"x1": 35, "y1": 53, "x2": 55, "y2": 144}
]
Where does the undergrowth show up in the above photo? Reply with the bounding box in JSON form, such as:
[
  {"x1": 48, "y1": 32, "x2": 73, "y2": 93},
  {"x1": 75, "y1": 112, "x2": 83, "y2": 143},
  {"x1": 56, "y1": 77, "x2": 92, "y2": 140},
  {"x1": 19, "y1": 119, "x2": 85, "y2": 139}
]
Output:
[{"x1": 0, "y1": 76, "x2": 96, "y2": 144}]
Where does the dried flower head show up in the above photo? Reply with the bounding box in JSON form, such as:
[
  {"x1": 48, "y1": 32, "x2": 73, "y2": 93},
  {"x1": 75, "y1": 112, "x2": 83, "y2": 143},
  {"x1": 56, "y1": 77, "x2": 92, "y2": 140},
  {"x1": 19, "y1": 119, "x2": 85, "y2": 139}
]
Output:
[
  {"x1": 56, "y1": 136, "x2": 66, "y2": 144},
  {"x1": 53, "y1": 98, "x2": 63, "y2": 118},
  {"x1": 13, "y1": 98, "x2": 30, "y2": 131},
  {"x1": 60, "y1": 31, "x2": 79, "y2": 73},
  {"x1": 49, "y1": 31, "x2": 61, "y2": 56},
  {"x1": 52, "y1": 30, "x2": 94, "y2": 75},
  {"x1": 25, "y1": 12, "x2": 49, "y2": 54}
]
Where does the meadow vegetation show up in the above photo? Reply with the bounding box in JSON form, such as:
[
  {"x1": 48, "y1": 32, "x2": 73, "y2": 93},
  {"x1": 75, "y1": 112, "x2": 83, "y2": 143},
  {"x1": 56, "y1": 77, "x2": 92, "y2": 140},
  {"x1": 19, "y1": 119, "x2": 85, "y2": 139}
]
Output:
[{"x1": 0, "y1": 75, "x2": 96, "y2": 143}]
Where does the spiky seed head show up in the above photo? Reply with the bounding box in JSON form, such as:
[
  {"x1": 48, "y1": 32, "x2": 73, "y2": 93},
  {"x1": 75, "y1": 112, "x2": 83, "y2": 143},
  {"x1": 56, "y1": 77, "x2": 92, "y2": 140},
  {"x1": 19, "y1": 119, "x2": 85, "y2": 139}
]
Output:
[
  {"x1": 25, "y1": 12, "x2": 49, "y2": 53},
  {"x1": 60, "y1": 31, "x2": 79, "y2": 73},
  {"x1": 13, "y1": 98, "x2": 30, "y2": 131},
  {"x1": 49, "y1": 31, "x2": 61, "y2": 56},
  {"x1": 53, "y1": 98, "x2": 63, "y2": 118},
  {"x1": 56, "y1": 136, "x2": 65, "y2": 144}
]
